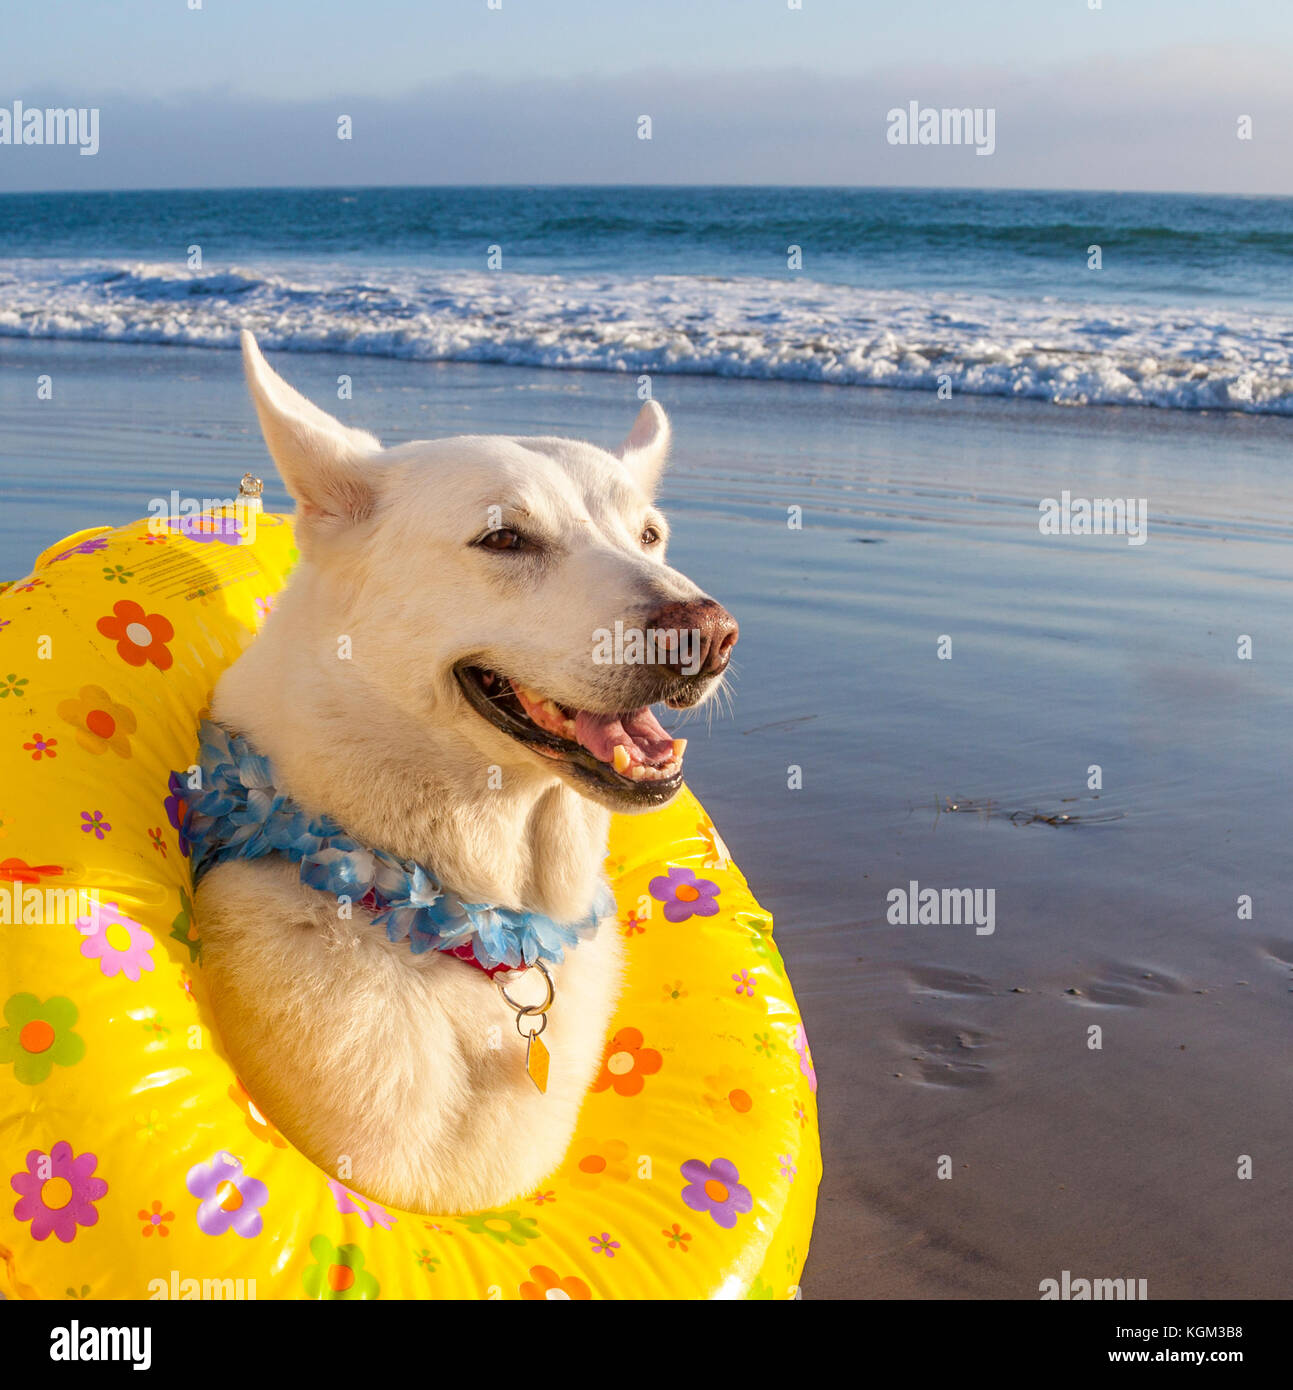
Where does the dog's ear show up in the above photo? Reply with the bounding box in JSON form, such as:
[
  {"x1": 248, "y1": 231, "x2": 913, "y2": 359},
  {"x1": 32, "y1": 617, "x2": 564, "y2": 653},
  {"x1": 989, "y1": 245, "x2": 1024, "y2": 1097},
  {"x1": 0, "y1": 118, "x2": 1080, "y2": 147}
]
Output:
[
  {"x1": 616, "y1": 400, "x2": 671, "y2": 497},
  {"x1": 241, "y1": 331, "x2": 383, "y2": 537}
]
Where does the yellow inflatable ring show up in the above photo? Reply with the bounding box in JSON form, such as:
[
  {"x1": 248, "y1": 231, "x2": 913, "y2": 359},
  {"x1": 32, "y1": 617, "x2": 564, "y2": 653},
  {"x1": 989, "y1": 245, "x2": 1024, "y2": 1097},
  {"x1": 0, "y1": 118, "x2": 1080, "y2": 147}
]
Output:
[{"x1": 0, "y1": 514, "x2": 819, "y2": 1300}]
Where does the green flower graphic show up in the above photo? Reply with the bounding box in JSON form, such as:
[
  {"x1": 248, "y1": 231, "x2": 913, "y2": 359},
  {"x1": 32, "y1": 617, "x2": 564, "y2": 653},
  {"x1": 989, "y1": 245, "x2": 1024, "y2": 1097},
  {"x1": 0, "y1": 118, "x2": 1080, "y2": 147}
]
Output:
[
  {"x1": 737, "y1": 910, "x2": 785, "y2": 978},
  {"x1": 456, "y1": 1209, "x2": 540, "y2": 1246},
  {"x1": 301, "y1": 1235, "x2": 379, "y2": 1300},
  {"x1": 0, "y1": 994, "x2": 86, "y2": 1085},
  {"x1": 169, "y1": 889, "x2": 202, "y2": 964},
  {"x1": 743, "y1": 919, "x2": 786, "y2": 979}
]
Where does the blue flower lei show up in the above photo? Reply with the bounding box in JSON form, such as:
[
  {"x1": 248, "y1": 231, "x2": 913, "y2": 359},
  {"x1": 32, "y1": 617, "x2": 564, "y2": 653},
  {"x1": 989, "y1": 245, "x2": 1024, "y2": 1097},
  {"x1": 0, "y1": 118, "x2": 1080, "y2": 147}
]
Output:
[{"x1": 176, "y1": 720, "x2": 612, "y2": 971}]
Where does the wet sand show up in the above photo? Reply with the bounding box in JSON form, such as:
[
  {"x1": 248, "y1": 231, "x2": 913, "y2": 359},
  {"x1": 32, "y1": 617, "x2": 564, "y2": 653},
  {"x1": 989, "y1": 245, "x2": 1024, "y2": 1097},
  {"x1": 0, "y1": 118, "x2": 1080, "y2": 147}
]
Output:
[{"x1": 3, "y1": 340, "x2": 1291, "y2": 1298}]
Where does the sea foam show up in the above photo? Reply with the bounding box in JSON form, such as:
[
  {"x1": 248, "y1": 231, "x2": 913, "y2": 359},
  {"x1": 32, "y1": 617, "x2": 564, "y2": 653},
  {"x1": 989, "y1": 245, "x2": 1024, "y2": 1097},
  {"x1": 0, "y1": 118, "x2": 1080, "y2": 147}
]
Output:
[{"x1": 1, "y1": 257, "x2": 1290, "y2": 415}]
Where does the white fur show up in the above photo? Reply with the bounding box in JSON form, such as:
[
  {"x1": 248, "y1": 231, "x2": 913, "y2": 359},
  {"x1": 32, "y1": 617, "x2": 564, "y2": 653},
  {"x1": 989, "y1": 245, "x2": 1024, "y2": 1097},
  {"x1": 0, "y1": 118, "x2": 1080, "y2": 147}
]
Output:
[{"x1": 196, "y1": 333, "x2": 720, "y2": 1213}]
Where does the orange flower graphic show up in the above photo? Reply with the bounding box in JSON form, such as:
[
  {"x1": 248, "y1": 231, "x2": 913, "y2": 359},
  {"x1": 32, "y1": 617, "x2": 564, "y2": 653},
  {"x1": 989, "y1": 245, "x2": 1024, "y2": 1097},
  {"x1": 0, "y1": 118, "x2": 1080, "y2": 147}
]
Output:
[
  {"x1": 592, "y1": 1027, "x2": 662, "y2": 1097},
  {"x1": 519, "y1": 1265, "x2": 591, "y2": 1301},
  {"x1": 96, "y1": 601, "x2": 174, "y2": 670}
]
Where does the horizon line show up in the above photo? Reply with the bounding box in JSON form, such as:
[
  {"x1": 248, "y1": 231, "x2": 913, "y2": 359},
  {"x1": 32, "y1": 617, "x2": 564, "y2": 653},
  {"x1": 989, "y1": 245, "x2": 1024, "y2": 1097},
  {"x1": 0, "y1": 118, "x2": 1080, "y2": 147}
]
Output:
[{"x1": 1, "y1": 181, "x2": 1291, "y2": 200}]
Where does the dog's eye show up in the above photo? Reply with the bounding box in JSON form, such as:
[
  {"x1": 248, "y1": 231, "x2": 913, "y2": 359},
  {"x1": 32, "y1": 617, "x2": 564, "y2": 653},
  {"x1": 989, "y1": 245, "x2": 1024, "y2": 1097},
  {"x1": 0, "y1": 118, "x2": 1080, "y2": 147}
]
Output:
[
  {"x1": 641, "y1": 526, "x2": 661, "y2": 546},
  {"x1": 477, "y1": 528, "x2": 533, "y2": 553}
]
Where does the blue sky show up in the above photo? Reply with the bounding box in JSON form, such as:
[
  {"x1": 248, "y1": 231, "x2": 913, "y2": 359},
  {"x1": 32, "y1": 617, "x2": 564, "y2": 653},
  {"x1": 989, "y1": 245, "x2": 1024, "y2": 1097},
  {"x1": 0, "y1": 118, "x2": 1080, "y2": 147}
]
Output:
[
  {"x1": 7, "y1": 0, "x2": 1289, "y2": 98},
  {"x1": 3, "y1": 0, "x2": 1292, "y2": 191}
]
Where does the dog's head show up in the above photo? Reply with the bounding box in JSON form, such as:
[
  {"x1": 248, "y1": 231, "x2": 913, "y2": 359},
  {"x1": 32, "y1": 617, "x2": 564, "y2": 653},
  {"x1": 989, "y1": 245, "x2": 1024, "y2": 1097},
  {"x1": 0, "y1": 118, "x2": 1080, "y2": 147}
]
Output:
[{"x1": 240, "y1": 332, "x2": 737, "y2": 813}]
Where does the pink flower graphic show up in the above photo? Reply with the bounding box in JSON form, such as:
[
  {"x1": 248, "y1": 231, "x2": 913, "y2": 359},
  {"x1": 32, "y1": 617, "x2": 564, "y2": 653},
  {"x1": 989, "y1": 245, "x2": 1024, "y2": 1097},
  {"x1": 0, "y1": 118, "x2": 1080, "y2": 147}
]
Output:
[
  {"x1": 10, "y1": 1140, "x2": 108, "y2": 1243},
  {"x1": 327, "y1": 1178, "x2": 396, "y2": 1230},
  {"x1": 791, "y1": 1023, "x2": 817, "y2": 1093},
  {"x1": 186, "y1": 1151, "x2": 268, "y2": 1238},
  {"x1": 77, "y1": 901, "x2": 155, "y2": 982},
  {"x1": 589, "y1": 1231, "x2": 621, "y2": 1258}
]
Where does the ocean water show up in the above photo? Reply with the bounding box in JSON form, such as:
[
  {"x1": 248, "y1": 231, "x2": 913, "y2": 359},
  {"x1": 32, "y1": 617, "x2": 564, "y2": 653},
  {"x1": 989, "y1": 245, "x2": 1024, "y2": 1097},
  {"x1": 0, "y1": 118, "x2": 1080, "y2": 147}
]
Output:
[
  {"x1": 1, "y1": 186, "x2": 1292, "y2": 413},
  {"x1": 3, "y1": 191, "x2": 1293, "y2": 1298}
]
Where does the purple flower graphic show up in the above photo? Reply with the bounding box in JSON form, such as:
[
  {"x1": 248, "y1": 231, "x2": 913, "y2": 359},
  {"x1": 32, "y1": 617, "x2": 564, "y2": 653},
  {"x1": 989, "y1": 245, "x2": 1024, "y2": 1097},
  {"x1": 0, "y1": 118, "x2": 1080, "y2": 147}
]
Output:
[
  {"x1": 648, "y1": 866, "x2": 721, "y2": 923},
  {"x1": 52, "y1": 537, "x2": 109, "y2": 562},
  {"x1": 164, "y1": 773, "x2": 192, "y2": 857},
  {"x1": 680, "y1": 1157, "x2": 753, "y2": 1230},
  {"x1": 589, "y1": 1231, "x2": 621, "y2": 1258},
  {"x1": 10, "y1": 1140, "x2": 108, "y2": 1243},
  {"x1": 327, "y1": 1178, "x2": 396, "y2": 1230},
  {"x1": 79, "y1": 810, "x2": 111, "y2": 840},
  {"x1": 186, "y1": 1151, "x2": 268, "y2": 1238},
  {"x1": 168, "y1": 514, "x2": 243, "y2": 546},
  {"x1": 77, "y1": 902, "x2": 155, "y2": 982}
]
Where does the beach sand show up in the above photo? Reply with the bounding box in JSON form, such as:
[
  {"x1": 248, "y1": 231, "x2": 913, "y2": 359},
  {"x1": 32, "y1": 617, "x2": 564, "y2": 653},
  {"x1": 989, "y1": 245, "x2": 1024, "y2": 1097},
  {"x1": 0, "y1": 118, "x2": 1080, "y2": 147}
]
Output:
[{"x1": 3, "y1": 339, "x2": 1291, "y2": 1298}]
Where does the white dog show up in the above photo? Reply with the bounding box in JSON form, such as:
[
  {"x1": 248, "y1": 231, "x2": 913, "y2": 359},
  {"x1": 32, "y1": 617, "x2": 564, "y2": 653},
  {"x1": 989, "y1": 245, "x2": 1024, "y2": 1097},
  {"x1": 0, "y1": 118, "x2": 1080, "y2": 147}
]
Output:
[{"x1": 193, "y1": 333, "x2": 738, "y2": 1214}]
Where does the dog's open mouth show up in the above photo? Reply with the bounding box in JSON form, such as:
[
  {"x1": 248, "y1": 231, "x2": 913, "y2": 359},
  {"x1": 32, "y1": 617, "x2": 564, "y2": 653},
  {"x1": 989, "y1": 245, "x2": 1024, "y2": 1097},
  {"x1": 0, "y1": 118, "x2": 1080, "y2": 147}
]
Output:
[{"x1": 454, "y1": 664, "x2": 686, "y2": 803}]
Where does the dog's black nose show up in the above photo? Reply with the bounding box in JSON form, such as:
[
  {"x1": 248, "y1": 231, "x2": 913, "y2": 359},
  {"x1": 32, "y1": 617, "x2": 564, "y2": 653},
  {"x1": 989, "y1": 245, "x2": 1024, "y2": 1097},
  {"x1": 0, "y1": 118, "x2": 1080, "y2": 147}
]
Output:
[{"x1": 645, "y1": 599, "x2": 739, "y2": 677}]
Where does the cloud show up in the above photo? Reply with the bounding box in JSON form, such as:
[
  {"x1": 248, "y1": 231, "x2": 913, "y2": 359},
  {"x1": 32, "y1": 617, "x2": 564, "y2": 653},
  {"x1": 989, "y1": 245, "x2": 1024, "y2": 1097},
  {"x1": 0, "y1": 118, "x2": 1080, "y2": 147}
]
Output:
[{"x1": 3, "y1": 45, "x2": 1289, "y2": 193}]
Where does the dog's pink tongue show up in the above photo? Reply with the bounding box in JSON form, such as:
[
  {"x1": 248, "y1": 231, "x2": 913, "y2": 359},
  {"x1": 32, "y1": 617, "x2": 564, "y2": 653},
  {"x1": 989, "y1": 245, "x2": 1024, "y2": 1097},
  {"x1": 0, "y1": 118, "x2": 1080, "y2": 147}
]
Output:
[
  {"x1": 622, "y1": 707, "x2": 675, "y2": 762},
  {"x1": 575, "y1": 706, "x2": 674, "y2": 767}
]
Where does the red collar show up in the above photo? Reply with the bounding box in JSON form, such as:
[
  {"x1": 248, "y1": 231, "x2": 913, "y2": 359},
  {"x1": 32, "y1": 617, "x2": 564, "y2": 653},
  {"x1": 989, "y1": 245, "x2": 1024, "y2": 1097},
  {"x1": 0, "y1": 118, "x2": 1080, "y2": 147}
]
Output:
[
  {"x1": 356, "y1": 888, "x2": 516, "y2": 976},
  {"x1": 444, "y1": 942, "x2": 517, "y2": 978}
]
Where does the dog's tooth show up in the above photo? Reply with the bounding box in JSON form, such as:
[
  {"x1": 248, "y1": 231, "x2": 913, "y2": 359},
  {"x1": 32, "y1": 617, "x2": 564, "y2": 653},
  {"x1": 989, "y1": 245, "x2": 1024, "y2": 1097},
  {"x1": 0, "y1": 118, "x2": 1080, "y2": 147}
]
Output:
[
  {"x1": 629, "y1": 764, "x2": 646, "y2": 781},
  {"x1": 671, "y1": 738, "x2": 687, "y2": 759},
  {"x1": 612, "y1": 744, "x2": 631, "y2": 774}
]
